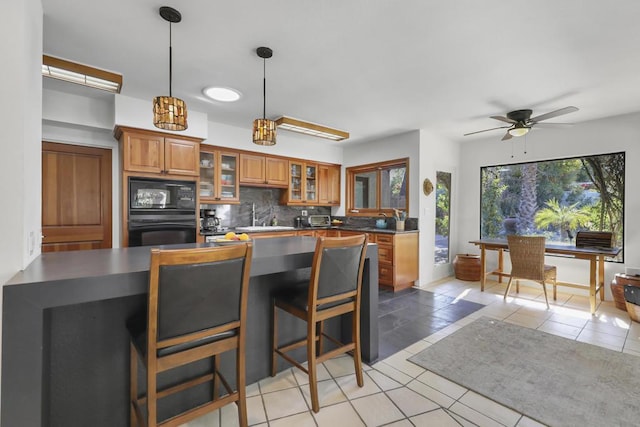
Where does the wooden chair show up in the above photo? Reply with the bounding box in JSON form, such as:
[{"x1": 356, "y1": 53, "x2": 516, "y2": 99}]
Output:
[
  {"x1": 504, "y1": 235, "x2": 556, "y2": 309},
  {"x1": 271, "y1": 235, "x2": 368, "y2": 412},
  {"x1": 128, "y1": 243, "x2": 252, "y2": 427}
]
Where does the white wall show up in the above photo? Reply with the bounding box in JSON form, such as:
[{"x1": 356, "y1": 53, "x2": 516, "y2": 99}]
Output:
[
  {"x1": 456, "y1": 112, "x2": 640, "y2": 297},
  {"x1": 115, "y1": 94, "x2": 208, "y2": 139},
  {"x1": 419, "y1": 129, "x2": 460, "y2": 284},
  {"x1": 1, "y1": 0, "x2": 43, "y2": 413},
  {"x1": 343, "y1": 131, "x2": 423, "y2": 281}
]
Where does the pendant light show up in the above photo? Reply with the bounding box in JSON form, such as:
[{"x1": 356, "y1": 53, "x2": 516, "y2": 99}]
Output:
[
  {"x1": 153, "y1": 6, "x2": 188, "y2": 131},
  {"x1": 252, "y1": 47, "x2": 276, "y2": 146}
]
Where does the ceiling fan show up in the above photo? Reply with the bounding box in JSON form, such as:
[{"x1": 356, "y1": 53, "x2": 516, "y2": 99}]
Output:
[{"x1": 464, "y1": 106, "x2": 579, "y2": 141}]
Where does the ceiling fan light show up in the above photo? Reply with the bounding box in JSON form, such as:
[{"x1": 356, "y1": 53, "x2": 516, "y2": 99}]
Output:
[{"x1": 508, "y1": 124, "x2": 530, "y2": 137}]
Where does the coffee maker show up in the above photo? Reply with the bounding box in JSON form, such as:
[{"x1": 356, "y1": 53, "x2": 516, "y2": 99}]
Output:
[{"x1": 201, "y1": 209, "x2": 220, "y2": 231}]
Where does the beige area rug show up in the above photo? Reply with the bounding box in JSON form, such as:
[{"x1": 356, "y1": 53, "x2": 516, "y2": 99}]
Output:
[{"x1": 409, "y1": 317, "x2": 640, "y2": 427}]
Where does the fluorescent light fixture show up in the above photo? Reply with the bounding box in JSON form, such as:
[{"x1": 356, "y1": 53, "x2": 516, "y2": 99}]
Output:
[
  {"x1": 203, "y1": 86, "x2": 242, "y2": 102},
  {"x1": 42, "y1": 55, "x2": 122, "y2": 93},
  {"x1": 275, "y1": 116, "x2": 349, "y2": 141}
]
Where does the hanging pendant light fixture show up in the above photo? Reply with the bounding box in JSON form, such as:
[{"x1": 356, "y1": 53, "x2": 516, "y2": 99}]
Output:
[
  {"x1": 153, "y1": 6, "x2": 188, "y2": 131},
  {"x1": 252, "y1": 47, "x2": 276, "y2": 146}
]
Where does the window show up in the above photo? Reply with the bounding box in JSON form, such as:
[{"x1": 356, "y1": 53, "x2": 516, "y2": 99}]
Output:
[
  {"x1": 346, "y1": 158, "x2": 408, "y2": 215},
  {"x1": 435, "y1": 172, "x2": 451, "y2": 264},
  {"x1": 480, "y1": 152, "x2": 624, "y2": 261}
]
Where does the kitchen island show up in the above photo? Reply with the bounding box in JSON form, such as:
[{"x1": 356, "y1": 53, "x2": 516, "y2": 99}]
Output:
[{"x1": 2, "y1": 237, "x2": 379, "y2": 427}]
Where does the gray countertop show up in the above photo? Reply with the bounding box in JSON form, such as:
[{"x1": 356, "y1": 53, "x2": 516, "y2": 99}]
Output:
[{"x1": 200, "y1": 226, "x2": 419, "y2": 236}]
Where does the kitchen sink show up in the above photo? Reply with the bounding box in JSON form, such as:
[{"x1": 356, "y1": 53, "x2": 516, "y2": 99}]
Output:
[{"x1": 235, "y1": 226, "x2": 297, "y2": 232}]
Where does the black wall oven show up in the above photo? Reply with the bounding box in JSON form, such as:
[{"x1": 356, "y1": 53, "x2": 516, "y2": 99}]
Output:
[{"x1": 128, "y1": 177, "x2": 197, "y2": 247}]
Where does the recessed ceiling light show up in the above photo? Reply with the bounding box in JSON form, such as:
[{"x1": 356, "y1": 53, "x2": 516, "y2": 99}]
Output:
[{"x1": 203, "y1": 86, "x2": 242, "y2": 102}]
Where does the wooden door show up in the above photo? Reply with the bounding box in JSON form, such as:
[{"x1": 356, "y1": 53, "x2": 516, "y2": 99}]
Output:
[{"x1": 42, "y1": 142, "x2": 112, "y2": 252}]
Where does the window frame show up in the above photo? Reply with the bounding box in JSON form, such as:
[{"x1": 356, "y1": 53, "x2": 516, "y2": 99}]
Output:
[{"x1": 345, "y1": 158, "x2": 409, "y2": 217}]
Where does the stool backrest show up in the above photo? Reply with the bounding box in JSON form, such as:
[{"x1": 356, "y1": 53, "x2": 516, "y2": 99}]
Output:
[
  {"x1": 148, "y1": 244, "x2": 252, "y2": 345},
  {"x1": 310, "y1": 235, "x2": 368, "y2": 308},
  {"x1": 507, "y1": 235, "x2": 545, "y2": 280}
]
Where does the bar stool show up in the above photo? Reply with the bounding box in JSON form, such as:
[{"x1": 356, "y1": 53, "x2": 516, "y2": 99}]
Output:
[
  {"x1": 271, "y1": 235, "x2": 368, "y2": 412},
  {"x1": 128, "y1": 243, "x2": 252, "y2": 427}
]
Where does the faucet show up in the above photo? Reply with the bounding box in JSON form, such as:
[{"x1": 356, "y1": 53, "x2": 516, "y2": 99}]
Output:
[{"x1": 251, "y1": 203, "x2": 257, "y2": 227}]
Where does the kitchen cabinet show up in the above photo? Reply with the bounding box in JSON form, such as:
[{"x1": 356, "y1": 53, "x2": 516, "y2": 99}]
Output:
[
  {"x1": 318, "y1": 164, "x2": 341, "y2": 206},
  {"x1": 116, "y1": 127, "x2": 200, "y2": 177},
  {"x1": 284, "y1": 161, "x2": 318, "y2": 204},
  {"x1": 239, "y1": 154, "x2": 288, "y2": 187},
  {"x1": 339, "y1": 230, "x2": 418, "y2": 291},
  {"x1": 199, "y1": 147, "x2": 239, "y2": 204}
]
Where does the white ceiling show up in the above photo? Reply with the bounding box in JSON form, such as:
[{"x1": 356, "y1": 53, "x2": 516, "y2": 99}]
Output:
[{"x1": 42, "y1": 0, "x2": 640, "y2": 145}]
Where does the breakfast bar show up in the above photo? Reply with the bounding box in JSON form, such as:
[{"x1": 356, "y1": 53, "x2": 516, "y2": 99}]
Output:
[{"x1": 2, "y1": 237, "x2": 379, "y2": 427}]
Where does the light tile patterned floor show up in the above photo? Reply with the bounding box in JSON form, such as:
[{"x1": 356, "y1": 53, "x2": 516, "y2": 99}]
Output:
[{"x1": 184, "y1": 278, "x2": 639, "y2": 426}]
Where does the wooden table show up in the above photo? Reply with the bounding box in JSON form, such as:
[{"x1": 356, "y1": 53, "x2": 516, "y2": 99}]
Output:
[{"x1": 470, "y1": 238, "x2": 621, "y2": 314}]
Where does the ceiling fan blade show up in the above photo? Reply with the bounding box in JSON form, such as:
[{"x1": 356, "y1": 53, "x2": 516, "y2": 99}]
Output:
[
  {"x1": 534, "y1": 122, "x2": 575, "y2": 128},
  {"x1": 501, "y1": 132, "x2": 512, "y2": 141},
  {"x1": 530, "y1": 106, "x2": 578, "y2": 123},
  {"x1": 463, "y1": 126, "x2": 510, "y2": 136},
  {"x1": 490, "y1": 115, "x2": 517, "y2": 124}
]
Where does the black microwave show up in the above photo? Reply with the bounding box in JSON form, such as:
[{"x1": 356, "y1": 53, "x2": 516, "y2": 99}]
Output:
[{"x1": 129, "y1": 177, "x2": 196, "y2": 212}]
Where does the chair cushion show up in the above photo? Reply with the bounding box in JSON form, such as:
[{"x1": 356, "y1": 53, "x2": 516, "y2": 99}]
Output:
[
  {"x1": 274, "y1": 282, "x2": 354, "y2": 313},
  {"x1": 127, "y1": 312, "x2": 236, "y2": 358}
]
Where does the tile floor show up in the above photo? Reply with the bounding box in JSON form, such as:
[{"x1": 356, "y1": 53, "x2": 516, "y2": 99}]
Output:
[{"x1": 184, "y1": 278, "x2": 640, "y2": 427}]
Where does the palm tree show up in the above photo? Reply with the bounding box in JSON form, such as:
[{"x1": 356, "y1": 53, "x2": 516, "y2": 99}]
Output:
[{"x1": 534, "y1": 198, "x2": 590, "y2": 241}]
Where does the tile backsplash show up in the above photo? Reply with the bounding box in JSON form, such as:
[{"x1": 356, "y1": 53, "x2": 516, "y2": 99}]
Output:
[{"x1": 201, "y1": 187, "x2": 331, "y2": 228}]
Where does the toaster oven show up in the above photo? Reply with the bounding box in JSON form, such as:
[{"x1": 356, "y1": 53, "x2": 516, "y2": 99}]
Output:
[{"x1": 308, "y1": 215, "x2": 331, "y2": 227}]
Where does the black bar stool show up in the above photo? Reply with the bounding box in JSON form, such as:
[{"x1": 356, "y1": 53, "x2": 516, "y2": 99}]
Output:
[
  {"x1": 128, "y1": 243, "x2": 252, "y2": 427},
  {"x1": 271, "y1": 235, "x2": 368, "y2": 412}
]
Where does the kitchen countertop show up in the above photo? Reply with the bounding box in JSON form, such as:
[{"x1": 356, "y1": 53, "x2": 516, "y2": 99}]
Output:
[
  {"x1": 201, "y1": 226, "x2": 419, "y2": 236},
  {"x1": 2, "y1": 237, "x2": 379, "y2": 426}
]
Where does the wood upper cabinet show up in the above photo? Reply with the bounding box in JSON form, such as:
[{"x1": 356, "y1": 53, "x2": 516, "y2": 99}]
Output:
[
  {"x1": 199, "y1": 147, "x2": 239, "y2": 204},
  {"x1": 239, "y1": 154, "x2": 288, "y2": 186},
  {"x1": 318, "y1": 164, "x2": 341, "y2": 205},
  {"x1": 117, "y1": 127, "x2": 200, "y2": 177},
  {"x1": 284, "y1": 161, "x2": 318, "y2": 204},
  {"x1": 265, "y1": 157, "x2": 288, "y2": 186}
]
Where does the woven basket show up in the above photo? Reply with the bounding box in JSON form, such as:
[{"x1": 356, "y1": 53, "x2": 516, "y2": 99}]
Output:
[
  {"x1": 625, "y1": 301, "x2": 640, "y2": 323},
  {"x1": 453, "y1": 254, "x2": 481, "y2": 281}
]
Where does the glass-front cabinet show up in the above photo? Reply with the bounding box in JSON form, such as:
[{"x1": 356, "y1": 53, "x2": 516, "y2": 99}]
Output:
[
  {"x1": 199, "y1": 148, "x2": 239, "y2": 204},
  {"x1": 287, "y1": 161, "x2": 318, "y2": 204}
]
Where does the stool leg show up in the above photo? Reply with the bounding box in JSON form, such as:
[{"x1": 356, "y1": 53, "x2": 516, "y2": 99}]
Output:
[
  {"x1": 213, "y1": 355, "x2": 220, "y2": 400},
  {"x1": 353, "y1": 308, "x2": 364, "y2": 387},
  {"x1": 271, "y1": 305, "x2": 278, "y2": 377},
  {"x1": 130, "y1": 342, "x2": 138, "y2": 427},
  {"x1": 504, "y1": 277, "x2": 514, "y2": 301},
  {"x1": 237, "y1": 342, "x2": 248, "y2": 427},
  {"x1": 317, "y1": 320, "x2": 324, "y2": 357},
  {"x1": 307, "y1": 319, "x2": 320, "y2": 413}
]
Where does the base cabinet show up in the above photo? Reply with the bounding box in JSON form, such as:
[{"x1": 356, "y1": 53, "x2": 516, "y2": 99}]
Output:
[{"x1": 340, "y1": 230, "x2": 418, "y2": 291}]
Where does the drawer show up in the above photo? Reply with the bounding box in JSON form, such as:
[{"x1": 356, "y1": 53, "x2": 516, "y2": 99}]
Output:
[
  {"x1": 379, "y1": 265, "x2": 394, "y2": 284},
  {"x1": 377, "y1": 244, "x2": 393, "y2": 264},
  {"x1": 376, "y1": 234, "x2": 394, "y2": 244}
]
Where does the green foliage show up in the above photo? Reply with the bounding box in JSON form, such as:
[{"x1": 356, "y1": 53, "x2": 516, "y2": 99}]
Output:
[
  {"x1": 481, "y1": 169, "x2": 506, "y2": 237},
  {"x1": 534, "y1": 198, "x2": 590, "y2": 240}
]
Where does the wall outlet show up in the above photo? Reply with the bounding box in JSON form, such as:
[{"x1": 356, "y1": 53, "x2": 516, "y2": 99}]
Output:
[{"x1": 301, "y1": 210, "x2": 308, "y2": 216}]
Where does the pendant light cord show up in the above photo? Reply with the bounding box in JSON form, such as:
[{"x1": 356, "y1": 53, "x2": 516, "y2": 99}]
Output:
[
  {"x1": 262, "y1": 58, "x2": 266, "y2": 120},
  {"x1": 169, "y1": 22, "x2": 173, "y2": 97}
]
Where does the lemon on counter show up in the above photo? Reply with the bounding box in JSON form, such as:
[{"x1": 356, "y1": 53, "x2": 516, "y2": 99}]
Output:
[
  {"x1": 239, "y1": 233, "x2": 250, "y2": 241},
  {"x1": 224, "y1": 231, "x2": 237, "y2": 240}
]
